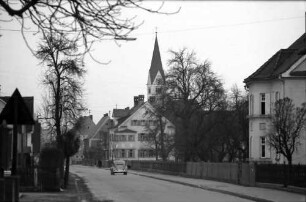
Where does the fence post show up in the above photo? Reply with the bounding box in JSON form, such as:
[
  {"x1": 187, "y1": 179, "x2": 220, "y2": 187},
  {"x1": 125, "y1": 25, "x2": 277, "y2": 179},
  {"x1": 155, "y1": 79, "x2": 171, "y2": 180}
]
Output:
[{"x1": 249, "y1": 162, "x2": 256, "y2": 186}]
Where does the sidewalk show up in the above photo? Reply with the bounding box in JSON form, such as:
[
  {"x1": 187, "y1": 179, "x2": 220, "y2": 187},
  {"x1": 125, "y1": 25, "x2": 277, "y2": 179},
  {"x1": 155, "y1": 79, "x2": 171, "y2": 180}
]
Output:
[
  {"x1": 19, "y1": 173, "x2": 100, "y2": 202},
  {"x1": 129, "y1": 170, "x2": 306, "y2": 202}
]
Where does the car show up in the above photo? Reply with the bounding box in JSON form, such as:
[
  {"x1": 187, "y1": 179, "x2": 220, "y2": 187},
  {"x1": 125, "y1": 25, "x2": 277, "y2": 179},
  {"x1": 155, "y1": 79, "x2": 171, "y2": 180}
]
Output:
[{"x1": 110, "y1": 160, "x2": 127, "y2": 175}]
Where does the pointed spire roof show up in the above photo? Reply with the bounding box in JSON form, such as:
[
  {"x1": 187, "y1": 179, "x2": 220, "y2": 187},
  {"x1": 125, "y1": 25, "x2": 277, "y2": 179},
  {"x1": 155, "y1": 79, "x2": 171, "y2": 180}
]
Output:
[{"x1": 148, "y1": 34, "x2": 165, "y2": 84}]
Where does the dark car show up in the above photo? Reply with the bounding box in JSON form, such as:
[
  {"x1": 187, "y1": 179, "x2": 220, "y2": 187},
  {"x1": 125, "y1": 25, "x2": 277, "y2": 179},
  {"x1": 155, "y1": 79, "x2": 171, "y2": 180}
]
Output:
[{"x1": 110, "y1": 160, "x2": 127, "y2": 175}]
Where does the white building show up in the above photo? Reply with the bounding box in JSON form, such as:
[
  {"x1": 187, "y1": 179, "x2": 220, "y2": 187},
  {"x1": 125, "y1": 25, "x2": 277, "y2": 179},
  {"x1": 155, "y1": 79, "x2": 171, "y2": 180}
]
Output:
[
  {"x1": 110, "y1": 35, "x2": 175, "y2": 160},
  {"x1": 244, "y1": 33, "x2": 306, "y2": 164}
]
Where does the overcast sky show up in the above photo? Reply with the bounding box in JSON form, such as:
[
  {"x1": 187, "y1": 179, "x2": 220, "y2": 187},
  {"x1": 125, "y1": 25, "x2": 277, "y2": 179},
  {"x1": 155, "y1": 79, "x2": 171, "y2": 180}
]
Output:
[{"x1": 0, "y1": 1, "x2": 305, "y2": 123}]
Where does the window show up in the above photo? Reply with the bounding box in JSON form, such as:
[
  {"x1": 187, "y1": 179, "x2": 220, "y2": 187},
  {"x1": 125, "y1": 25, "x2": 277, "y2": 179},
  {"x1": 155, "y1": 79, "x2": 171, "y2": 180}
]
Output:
[
  {"x1": 128, "y1": 149, "x2": 134, "y2": 158},
  {"x1": 259, "y1": 123, "x2": 266, "y2": 130},
  {"x1": 138, "y1": 149, "x2": 154, "y2": 158},
  {"x1": 249, "y1": 94, "x2": 254, "y2": 115},
  {"x1": 140, "y1": 120, "x2": 146, "y2": 126},
  {"x1": 148, "y1": 87, "x2": 151, "y2": 94},
  {"x1": 138, "y1": 133, "x2": 147, "y2": 141},
  {"x1": 260, "y1": 93, "x2": 266, "y2": 115},
  {"x1": 131, "y1": 120, "x2": 137, "y2": 126},
  {"x1": 121, "y1": 149, "x2": 125, "y2": 158},
  {"x1": 156, "y1": 87, "x2": 162, "y2": 94},
  {"x1": 261, "y1": 137, "x2": 266, "y2": 158},
  {"x1": 128, "y1": 135, "x2": 135, "y2": 141}
]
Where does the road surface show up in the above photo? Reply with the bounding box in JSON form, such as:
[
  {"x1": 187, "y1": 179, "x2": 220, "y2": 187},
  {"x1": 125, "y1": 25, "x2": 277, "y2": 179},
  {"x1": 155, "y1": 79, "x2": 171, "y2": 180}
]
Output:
[{"x1": 70, "y1": 165, "x2": 253, "y2": 202}]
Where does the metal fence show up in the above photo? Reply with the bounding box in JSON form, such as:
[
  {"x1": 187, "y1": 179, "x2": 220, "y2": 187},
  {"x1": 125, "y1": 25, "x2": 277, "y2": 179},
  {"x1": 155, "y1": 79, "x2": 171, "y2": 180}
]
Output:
[{"x1": 256, "y1": 163, "x2": 306, "y2": 187}]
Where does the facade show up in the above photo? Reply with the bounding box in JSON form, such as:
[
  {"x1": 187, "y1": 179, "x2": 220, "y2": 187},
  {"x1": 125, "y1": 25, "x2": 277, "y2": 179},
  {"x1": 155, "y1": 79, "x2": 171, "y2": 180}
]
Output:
[
  {"x1": 84, "y1": 114, "x2": 113, "y2": 161},
  {"x1": 244, "y1": 33, "x2": 306, "y2": 164},
  {"x1": 110, "y1": 35, "x2": 175, "y2": 161},
  {"x1": 110, "y1": 100, "x2": 175, "y2": 160}
]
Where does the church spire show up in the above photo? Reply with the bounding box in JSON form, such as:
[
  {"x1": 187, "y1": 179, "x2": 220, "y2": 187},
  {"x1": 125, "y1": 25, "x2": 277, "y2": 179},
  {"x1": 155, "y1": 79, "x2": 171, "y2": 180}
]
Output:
[
  {"x1": 148, "y1": 33, "x2": 165, "y2": 85},
  {"x1": 147, "y1": 33, "x2": 165, "y2": 103}
]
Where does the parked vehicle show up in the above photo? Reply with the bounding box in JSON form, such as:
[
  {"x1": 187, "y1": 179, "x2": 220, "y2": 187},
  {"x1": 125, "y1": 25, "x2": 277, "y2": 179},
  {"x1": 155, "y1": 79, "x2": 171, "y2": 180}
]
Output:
[{"x1": 110, "y1": 160, "x2": 127, "y2": 175}]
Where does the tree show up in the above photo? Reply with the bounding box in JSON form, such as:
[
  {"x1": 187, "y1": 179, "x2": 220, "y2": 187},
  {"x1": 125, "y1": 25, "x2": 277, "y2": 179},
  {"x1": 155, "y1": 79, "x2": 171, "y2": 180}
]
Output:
[
  {"x1": 268, "y1": 97, "x2": 306, "y2": 167},
  {"x1": 165, "y1": 48, "x2": 226, "y2": 161},
  {"x1": 62, "y1": 128, "x2": 80, "y2": 188},
  {"x1": 143, "y1": 106, "x2": 175, "y2": 161},
  {"x1": 0, "y1": 0, "x2": 174, "y2": 48},
  {"x1": 227, "y1": 84, "x2": 249, "y2": 161},
  {"x1": 36, "y1": 32, "x2": 86, "y2": 149}
]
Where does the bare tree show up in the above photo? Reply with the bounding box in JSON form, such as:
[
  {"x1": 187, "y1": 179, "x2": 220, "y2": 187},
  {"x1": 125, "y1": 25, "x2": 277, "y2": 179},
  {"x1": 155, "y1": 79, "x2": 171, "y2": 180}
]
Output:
[
  {"x1": 36, "y1": 32, "x2": 86, "y2": 149},
  {"x1": 165, "y1": 48, "x2": 225, "y2": 161},
  {"x1": 143, "y1": 106, "x2": 175, "y2": 161},
  {"x1": 0, "y1": 0, "x2": 176, "y2": 49},
  {"x1": 268, "y1": 97, "x2": 306, "y2": 167}
]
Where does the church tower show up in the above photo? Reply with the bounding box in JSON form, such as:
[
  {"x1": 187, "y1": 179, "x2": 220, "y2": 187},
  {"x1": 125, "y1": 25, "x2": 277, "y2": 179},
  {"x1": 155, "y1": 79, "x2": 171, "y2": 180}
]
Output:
[{"x1": 147, "y1": 34, "x2": 165, "y2": 104}]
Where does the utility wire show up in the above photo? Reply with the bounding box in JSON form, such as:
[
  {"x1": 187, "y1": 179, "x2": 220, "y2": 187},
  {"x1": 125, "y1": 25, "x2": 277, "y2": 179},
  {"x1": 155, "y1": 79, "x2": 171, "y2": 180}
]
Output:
[{"x1": 0, "y1": 16, "x2": 304, "y2": 34}]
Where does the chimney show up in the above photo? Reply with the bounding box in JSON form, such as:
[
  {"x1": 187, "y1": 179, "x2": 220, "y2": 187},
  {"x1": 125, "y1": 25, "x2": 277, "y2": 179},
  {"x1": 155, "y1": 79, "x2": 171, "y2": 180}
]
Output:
[
  {"x1": 134, "y1": 96, "x2": 139, "y2": 106},
  {"x1": 89, "y1": 115, "x2": 93, "y2": 120},
  {"x1": 103, "y1": 113, "x2": 108, "y2": 117},
  {"x1": 138, "y1": 95, "x2": 144, "y2": 104}
]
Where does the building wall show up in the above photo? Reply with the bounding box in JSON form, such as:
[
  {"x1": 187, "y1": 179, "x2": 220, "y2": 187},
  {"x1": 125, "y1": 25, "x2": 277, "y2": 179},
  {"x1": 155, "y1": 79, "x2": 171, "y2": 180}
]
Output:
[
  {"x1": 110, "y1": 103, "x2": 175, "y2": 160},
  {"x1": 248, "y1": 77, "x2": 306, "y2": 164}
]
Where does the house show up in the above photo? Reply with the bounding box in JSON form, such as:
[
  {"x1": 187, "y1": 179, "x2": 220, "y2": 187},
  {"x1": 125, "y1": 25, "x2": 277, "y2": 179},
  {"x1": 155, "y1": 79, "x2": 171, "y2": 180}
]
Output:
[
  {"x1": 109, "y1": 35, "x2": 175, "y2": 161},
  {"x1": 83, "y1": 114, "x2": 113, "y2": 163},
  {"x1": 0, "y1": 92, "x2": 40, "y2": 170},
  {"x1": 71, "y1": 115, "x2": 96, "y2": 164},
  {"x1": 244, "y1": 32, "x2": 306, "y2": 164}
]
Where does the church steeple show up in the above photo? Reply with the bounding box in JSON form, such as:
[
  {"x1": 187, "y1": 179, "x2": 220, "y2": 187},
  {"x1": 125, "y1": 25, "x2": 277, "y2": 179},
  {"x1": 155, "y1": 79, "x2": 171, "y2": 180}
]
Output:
[{"x1": 147, "y1": 34, "x2": 165, "y2": 103}]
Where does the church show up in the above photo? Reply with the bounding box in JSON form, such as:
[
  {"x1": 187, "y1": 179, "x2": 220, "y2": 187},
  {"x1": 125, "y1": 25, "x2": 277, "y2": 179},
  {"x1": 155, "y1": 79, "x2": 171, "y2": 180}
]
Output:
[{"x1": 109, "y1": 35, "x2": 175, "y2": 160}]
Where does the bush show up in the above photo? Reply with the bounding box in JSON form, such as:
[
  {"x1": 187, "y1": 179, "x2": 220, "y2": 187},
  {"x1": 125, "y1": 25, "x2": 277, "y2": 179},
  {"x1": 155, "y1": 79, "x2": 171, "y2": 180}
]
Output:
[{"x1": 39, "y1": 146, "x2": 64, "y2": 191}]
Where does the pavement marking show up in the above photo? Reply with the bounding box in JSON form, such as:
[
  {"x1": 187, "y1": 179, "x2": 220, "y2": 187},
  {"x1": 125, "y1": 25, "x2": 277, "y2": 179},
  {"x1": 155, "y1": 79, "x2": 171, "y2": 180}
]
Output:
[{"x1": 129, "y1": 171, "x2": 274, "y2": 202}]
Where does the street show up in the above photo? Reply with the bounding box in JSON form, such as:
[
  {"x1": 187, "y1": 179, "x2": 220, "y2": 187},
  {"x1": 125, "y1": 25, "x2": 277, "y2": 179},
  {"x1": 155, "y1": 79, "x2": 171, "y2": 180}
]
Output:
[{"x1": 70, "y1": 165, "x2": 253, "y2": 202}]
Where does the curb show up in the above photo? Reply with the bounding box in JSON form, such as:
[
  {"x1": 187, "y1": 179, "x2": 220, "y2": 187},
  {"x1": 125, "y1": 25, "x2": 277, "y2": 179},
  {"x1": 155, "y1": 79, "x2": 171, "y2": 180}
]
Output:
[{"x1": 130, "y1": 171, "x2": 273, "y2": 202}]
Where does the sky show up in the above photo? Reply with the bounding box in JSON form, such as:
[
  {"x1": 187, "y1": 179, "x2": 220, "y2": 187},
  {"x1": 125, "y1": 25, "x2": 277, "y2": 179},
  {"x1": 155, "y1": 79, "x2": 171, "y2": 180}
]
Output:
[{"x1": 0, "y1": 1, "x2": 305, "y2": 123}]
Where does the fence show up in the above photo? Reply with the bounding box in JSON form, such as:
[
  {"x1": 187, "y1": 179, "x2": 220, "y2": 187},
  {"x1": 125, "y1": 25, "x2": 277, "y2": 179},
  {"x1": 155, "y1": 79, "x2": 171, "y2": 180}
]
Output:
[
  {"x1": 256, "y1": 163, "x2": 306, "y2": 187},
  {"x1": 128, "y1": 160, "x2": 255, "y2": 186},
  {"x1": 128, "y1": 160, "x2": 186, "y2": 174}
]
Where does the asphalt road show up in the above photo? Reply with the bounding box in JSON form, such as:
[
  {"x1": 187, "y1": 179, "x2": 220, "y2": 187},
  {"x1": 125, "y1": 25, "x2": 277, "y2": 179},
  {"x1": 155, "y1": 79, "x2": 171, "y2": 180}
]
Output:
[{"x1": 70, "y1": 165, "x2": 253, "y2": 202}]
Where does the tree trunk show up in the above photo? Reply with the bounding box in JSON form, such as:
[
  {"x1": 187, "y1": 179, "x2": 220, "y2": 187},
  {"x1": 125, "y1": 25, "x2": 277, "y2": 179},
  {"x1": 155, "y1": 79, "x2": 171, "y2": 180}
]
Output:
[{"x1": 64, "y1": 156, "x2": 70, "y2": 188}]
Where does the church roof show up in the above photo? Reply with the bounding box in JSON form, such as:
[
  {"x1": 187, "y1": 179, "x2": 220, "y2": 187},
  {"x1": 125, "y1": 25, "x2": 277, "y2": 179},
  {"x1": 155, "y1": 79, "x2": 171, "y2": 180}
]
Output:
[{"x1": 148, "y1": 35, "x2": 165, "y2": 85}]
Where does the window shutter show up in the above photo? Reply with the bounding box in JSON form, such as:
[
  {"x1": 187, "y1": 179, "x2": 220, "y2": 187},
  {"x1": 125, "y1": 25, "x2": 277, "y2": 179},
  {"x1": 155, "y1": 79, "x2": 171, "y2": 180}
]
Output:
[{"x1": 265, "y1": 93, "x2": 270, "y2": 115}]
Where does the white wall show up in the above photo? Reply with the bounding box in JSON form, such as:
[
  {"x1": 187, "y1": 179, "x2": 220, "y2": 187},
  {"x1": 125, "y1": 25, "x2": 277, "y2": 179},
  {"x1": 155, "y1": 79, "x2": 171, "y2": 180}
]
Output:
[{"x1": 248, "y1": 76, "x2": 306, "y2": 164}]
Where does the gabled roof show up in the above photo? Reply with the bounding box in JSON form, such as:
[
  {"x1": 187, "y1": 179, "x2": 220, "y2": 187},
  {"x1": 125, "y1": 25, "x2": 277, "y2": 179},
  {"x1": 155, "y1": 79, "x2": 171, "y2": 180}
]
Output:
[
  {"x1": 112, "y1": 108, "x2": 130, "y2": 118},
  {"x1": 115, "y1": 102, "x2": 145, "y2": 126},
  {"x1": 244, "y1": 33, "x2": 306, "y2": 85},
  {"x1": 86, "y1": 115, "x2": 110, "y2": 139},
  {"x1": 148, "y1": 35, "x2": 165, "y2": 85},
  {"x1": 0, "y1": 89, "x2": 34, "y2": 125}
]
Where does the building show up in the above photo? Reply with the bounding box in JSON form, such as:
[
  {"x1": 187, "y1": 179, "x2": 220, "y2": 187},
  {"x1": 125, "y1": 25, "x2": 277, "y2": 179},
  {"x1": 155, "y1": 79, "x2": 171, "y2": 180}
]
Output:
[
  {"x1": 83, "y1": 114, "x2": 113, "y2": 162},
  {"x1": 71, "y1": 115, "x2": 96, "y2": 163},
  {"x1": 244, "y1": 33, "x2": 306, "y2": 164},
  {"x1": 109, "y1": 35, "x2": 175, "y2": 161},
  {"x1": 0, "y1": 92, "x2": 40, "y2": 170}
]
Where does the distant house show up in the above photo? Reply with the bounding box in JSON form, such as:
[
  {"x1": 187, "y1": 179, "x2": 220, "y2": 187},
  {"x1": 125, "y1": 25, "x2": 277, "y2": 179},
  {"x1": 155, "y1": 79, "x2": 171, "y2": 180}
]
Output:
[
  {"x1": 71, "y1": 115, "x2": 95, "y2": 164},
  {"x1": 109, "y1": 35, "x2": 175, "y2": 161},
  {"x1": 83, "y1": 114, "x2": 113, "y2": 162},
  {"x1": 244, "y1": 33, "x2": 306, "y2": 164}
]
